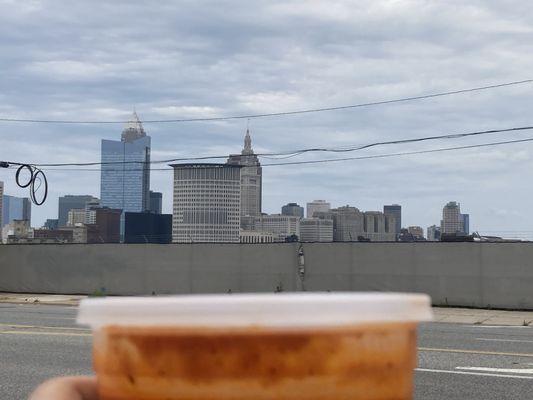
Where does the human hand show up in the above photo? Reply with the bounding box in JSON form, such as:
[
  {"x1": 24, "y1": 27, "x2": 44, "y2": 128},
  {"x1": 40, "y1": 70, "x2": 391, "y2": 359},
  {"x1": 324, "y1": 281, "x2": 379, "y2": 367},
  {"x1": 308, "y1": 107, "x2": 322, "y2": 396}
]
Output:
[{"x1": 29, "y1": 376, "x2": 98, "y2": 400}]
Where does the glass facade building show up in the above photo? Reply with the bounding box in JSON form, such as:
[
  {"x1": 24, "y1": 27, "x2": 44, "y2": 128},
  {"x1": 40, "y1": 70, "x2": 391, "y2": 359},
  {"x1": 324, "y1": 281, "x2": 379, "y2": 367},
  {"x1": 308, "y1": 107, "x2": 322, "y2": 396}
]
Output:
[
  {"x1": 2, "y1": 195, "x2": 31, "y2": 227},
  {"x1": 100, "y1": 112, "x2": 151, "y2": 214},
  {"x1": 58, "y1": 195, "x2": 96, "y2": 227}
]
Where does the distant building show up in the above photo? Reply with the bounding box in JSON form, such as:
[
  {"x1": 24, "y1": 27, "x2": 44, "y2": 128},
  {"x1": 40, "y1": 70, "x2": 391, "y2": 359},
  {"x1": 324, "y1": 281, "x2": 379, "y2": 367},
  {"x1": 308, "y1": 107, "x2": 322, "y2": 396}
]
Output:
[
  {"x1": 331, "y1": 206, "x2": 363, "y2": 242},
  {"x1": 408, "y1": 226, "x2": 425, "y2": 239},
  {"x1": 2, "y1": 195, "x2": 31, "y2": 227},
  {"x1": 462, "y1": 214, "x2": 470, "y2": 235},
  {"x1": 441, "y1": 201, "x2": 464, "y2": 234},
  {"x1": 427, "y1": 225, "x2": 441, "y2": 241},
  {"x1": 67, "y1": 209, "x2": 86, "y2": 227},
  {"x1": 239, "y1": 230, "x2": 274, "y2": 244},
  {"x1": 43, "y1": 219, "x2": 59, "y2": 230},
  {"x1": 362, "y1": 211, "x2": 396, "y2": 242},
  {"x1": 87, "y1": 208, "x2": 121, "y2": 243},
  {"x1": 84, "y1": 198, "x2": 100, "y2": 225},
  {"x1": 299, "y1": 218, "x2": 333, "y2": 242},
  {"x1": 2, "y1": 219, "x2": 31, "y2": 244},
  {"x1": 252, "y1": 214, "x2": 300, "y2": 242},
  {"x1": 281, "y1": 202, "x2": 304, "y2": 218},
  {"x1": 149, "y1": 191, "x2": 163, "y2": 214},
  {"x1": 124, "y1": 212, "x2": 172, "y2": 244},
  {"x1": 171, "y1": 163, "x2": 241, "y2": 243},
  {"x1": 227, "y1": 129, "x2": 262, "y2": 227},
  {"x1": 306, "y1": 200, "x2": 331, "y2": 218},
  {"x1": 58, "y1": 195, "x2": 96, "y2": 227},
  {"x1": 33, "y1": 229, "x2": 74, "y2": 244},
  {"x1": 100, "y1": 112, "x2": 151, "y2": 214},
  {"x1": 383, "y1": 204, "x2": 401, "y2": 237}
]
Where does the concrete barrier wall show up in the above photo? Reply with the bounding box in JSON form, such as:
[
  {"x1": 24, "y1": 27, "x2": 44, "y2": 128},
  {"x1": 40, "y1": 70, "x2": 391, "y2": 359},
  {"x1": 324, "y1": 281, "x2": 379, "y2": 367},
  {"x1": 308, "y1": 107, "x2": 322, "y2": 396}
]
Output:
[{"x1": 1, "y1": 242, "x2": 532, "y2": 309}]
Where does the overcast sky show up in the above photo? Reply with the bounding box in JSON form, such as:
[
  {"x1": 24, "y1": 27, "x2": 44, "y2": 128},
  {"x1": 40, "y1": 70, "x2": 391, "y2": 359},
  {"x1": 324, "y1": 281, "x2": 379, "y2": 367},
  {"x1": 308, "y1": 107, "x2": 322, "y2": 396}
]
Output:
[{"x1": 1, "y1": 0, "x2": 533, "y2": 238}]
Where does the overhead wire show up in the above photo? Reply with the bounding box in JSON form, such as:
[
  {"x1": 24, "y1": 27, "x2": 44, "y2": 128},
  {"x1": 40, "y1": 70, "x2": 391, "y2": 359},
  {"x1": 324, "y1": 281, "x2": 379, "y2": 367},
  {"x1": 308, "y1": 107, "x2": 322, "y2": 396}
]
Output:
[
  {"x1": 0, "y1": 79, "x2": 531, "y2": 124},
  {"x1": 31, "y1": 136, "x2": 533, "y2": 171},
  {"x1": 5, "y1": 124, "x2": 533, "y2": 168}
]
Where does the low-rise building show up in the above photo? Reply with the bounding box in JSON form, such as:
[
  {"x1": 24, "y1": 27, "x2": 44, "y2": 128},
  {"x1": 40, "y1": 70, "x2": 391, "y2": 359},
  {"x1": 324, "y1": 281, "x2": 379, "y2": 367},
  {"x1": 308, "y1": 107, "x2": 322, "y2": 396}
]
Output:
[
  {"x1": 299, "y1": 218, "x2": 333, "y2": 242},
  {"x1": 239, "y1": 230, "x2": 274, "y2": 244},
  {"x1": 252, "y1": 214, "x2": 300, "y2": 242}
]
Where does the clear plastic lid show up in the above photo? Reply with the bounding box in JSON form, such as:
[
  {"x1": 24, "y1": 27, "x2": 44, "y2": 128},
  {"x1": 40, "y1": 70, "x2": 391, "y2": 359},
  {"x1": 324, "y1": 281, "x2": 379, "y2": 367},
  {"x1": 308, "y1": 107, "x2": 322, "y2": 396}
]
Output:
[{"x1": 77, "y1": 292, "x2": 433, "y2": 329}]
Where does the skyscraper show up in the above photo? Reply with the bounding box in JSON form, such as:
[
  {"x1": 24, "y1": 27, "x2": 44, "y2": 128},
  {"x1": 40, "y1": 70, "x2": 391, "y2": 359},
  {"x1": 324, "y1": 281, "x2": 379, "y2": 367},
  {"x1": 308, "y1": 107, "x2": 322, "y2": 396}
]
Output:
[
  {"x1": 441, "y1": 201, "x2": 463, "y2": 234},
  {"x1": 383, "y1": 204, "x2": 402, "y2": 235},
  {"x1": 331, "y1": 206, "x2": 363, "y2": 242},
  {"x1": 149, "y1": 191, "x2": 163, "y2": 214},
  {"x1": 100, "y1": 111, "x2": 151, "y2": 213},
  {"x1": 227, "y1": 129, "x2": 262, "y2": 226},
  {"x1": 58, "y1": 195, "x2": 96, "y2": 227},
  {"x1": 306, "y1": 200, "x2": 331, "y2": 218},
  {"x1": 171, "y1": 163, "x2": 241, "y2": 243},
  {"x1": 2, "y1": 195, "x2": 31, "y2": 227},
  {"x1": 462, "y1": 214, "x2": 470, "y2": 235},
  {"x1": 281, "y1": 203, "x2": 304, "y2": 218}
]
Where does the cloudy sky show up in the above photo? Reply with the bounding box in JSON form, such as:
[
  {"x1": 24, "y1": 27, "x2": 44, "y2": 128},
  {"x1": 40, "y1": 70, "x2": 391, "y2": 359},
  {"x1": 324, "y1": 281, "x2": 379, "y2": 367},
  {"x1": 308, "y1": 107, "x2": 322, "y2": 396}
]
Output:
[{"x1": 1, "y1": 0, "x2": 533, "y2": 238}]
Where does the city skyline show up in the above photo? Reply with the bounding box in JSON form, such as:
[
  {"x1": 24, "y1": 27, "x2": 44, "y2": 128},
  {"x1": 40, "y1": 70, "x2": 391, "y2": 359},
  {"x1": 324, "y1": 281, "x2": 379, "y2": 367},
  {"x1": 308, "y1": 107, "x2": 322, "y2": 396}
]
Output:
[{"x1": 2, "y1": 2, "x2": 533, "y2": 238}]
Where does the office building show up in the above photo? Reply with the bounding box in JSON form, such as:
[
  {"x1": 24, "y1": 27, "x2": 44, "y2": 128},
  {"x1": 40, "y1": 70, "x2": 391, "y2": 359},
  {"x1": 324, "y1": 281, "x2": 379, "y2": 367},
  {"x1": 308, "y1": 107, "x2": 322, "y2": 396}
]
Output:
[
  {"x1": 330, "y1": 206, "x2": 363, "y2": 242},
  {"x1": 252, "y1": 214, "x2": 300, "y2": 242},
  {"x1": 306, "y1": 200, "x2": 331, "y2": 218},
  {"x1": 43, "y1": 219, "x2": 59, "y2": 230},
  {"x1": 299, "y1": 218, "x2": 333, "y2": 242},
  {"x1": 427, "y1": 225, "x2": 441, "y2": 241},
  {"x1": 383, "y1": 204, "x2": 401, "y2": 236},
  {"x1": 171, "y1": 164, "x2": 241, "y2": 243},
  {"x1": 58, "y1": 195, "x2": 96, "y2": 227},
  {"x1": 462, "y1": 214, "x2": 470, "y2": 235},
  {"x1": 124, "y1": 212, "x2": 172, "y2": 244},
  {"x1": 149, "y1": 191, "x2": 163, "y2": 214},
  {"x1": 84, "y1": 208, "x2": 121, "y2": 243},
  {"x1": 227, "y1": 129, "x2": 262, "y2": 225},
  {"x1": 362, "y1": 211, "x2": 396, "y2": 242},
  {"x1": 67, "y1": 209, "x2": 86, "y2": 227},
  {"x1": 100, "y1": 111, "x2": 151, "y2": 213},
  {"x1": 84, "y1": 198, "x2": 100, "y2": 225},
  {"x1": 441, "y1": 201, "x2": 464, "y2": 234},
  {"x1": 2, "y1": 195, "x2": 31, "y2": 227},
  {"x1": 239, "y1": 230, "x2": 274, "y2": 244},
  {"x1": 408, "y1": 226, "x2": 425, "y2": 239},
  {"x1": 281, "y1": 202, "x2": 304, "y2": 218}
]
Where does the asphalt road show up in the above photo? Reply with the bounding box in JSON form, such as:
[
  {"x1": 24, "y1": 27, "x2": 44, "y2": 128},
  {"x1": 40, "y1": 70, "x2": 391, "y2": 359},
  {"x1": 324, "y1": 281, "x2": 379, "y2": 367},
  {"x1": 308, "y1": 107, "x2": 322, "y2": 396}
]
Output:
[{"x1": 1, "y1": 303, "x2": 533, "y2": 400}]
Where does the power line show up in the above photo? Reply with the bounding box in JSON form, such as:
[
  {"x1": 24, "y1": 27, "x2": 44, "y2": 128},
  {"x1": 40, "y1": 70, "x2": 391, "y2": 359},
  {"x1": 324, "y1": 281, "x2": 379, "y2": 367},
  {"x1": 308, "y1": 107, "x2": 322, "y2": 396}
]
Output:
[
  {"x1": 6, "y1": 124, "x2": 533, "y2": 167},
  {"x1": 32, "y1": 136, "x2": 533, "y2": 171},
  {"x1": 0, "y1": 79, "x2": 531, "y2": 124}
]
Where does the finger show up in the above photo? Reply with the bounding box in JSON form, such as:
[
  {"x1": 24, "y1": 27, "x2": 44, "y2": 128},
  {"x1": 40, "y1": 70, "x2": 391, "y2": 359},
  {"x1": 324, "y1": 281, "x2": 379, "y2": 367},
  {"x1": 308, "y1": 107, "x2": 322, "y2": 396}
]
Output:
[{"x1": 29, "y1": 376, "x2": 98, "y2": 400}]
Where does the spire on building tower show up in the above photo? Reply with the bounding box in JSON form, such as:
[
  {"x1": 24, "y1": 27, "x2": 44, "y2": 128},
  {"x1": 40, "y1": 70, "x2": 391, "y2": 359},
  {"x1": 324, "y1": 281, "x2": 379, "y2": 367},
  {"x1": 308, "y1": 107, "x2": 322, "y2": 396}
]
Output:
[{"x1": 242, "y1": 128, "x2": 253, "y2": 155}]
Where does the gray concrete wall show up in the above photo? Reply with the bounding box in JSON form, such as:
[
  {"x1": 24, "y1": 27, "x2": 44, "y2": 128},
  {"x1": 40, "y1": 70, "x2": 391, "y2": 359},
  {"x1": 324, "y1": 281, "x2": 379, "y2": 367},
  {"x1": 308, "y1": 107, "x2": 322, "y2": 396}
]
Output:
[{"x1": 1, "y1": 242, "x2": 532, "y2": 309}]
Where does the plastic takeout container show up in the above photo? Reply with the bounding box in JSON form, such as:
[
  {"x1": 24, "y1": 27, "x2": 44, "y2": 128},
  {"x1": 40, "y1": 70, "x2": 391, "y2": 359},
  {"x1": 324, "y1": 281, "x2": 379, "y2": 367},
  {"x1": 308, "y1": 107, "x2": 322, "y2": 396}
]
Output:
[{"x1": 78, "y1": 292, "x2": 433, "y2": 400}]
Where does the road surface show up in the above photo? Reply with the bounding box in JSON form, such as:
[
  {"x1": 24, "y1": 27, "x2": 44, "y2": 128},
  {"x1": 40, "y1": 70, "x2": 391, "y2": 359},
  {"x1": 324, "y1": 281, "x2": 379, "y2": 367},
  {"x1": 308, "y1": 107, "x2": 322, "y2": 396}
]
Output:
[{"x1": 1, "y1": 303, "x2": 532, "y2": 399}]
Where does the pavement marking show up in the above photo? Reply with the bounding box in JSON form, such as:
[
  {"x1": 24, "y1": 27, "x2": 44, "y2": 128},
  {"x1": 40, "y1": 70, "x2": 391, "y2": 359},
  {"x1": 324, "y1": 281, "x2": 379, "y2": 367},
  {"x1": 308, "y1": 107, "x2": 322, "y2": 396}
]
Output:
[
  {"x1": 476, "y1": 338, "x2": 533, "y2": 344},
  {"x1": 416, "y1": 368, "x2": 533, "y2": 379},
  {"x1": 418, "y1": 347, "x2": 533, "y2": 358},
  {"x1": 470, "y1": 325, "x2": 532, "y2": 329},
  {"x1": 0, "y1": 323, "x2": 89, "y2": 331},
  {"x1": 0, "y1": 330, "x2": 92, "y2": 337},
  {"x1": 456, "y1": 366, "x2": 533, "y2": 374}
]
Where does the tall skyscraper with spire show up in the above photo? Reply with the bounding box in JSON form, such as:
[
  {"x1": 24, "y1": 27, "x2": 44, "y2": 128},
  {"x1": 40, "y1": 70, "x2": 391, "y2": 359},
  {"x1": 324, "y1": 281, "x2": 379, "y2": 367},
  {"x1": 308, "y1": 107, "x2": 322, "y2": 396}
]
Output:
[
  {"x1": 227, "y1": 129, "x2": 262, "y2": 227},
  {"x1": 100, "y1": 111, "x2": 151, "y2": 214}
]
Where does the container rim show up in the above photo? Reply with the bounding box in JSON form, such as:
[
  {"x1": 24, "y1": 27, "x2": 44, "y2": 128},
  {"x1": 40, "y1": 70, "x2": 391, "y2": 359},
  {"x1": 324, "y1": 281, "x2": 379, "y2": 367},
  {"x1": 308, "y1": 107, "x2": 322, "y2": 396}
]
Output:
[{"x1": 77, "y1": 292, "x2": 433, "y2": 329}]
